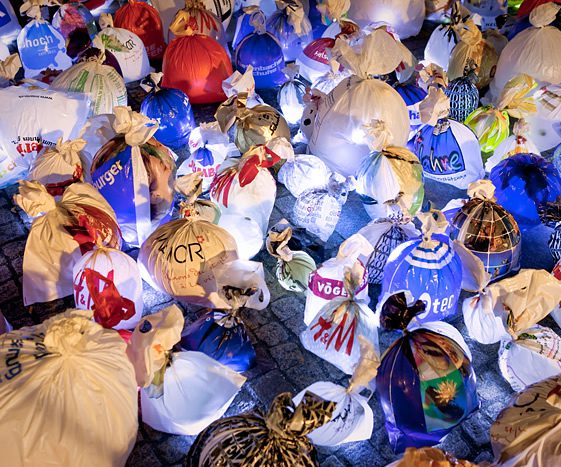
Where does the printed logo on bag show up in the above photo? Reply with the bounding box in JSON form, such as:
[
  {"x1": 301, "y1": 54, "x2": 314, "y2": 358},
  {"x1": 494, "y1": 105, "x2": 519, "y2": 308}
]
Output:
[
  {"x1": 2, "y1": 335, "x2": 49, "y2": 383},
  {"x1": 18, "y1": 23, "x2": 68, "y2": 70},
  {"x1": 151, "y1": 229, "x2": 206, "y2": 264},
  {"x1": 13, "y1": 136, "x2": 45, "y2": 157},
  {"x1": 308, "y1": 268, "x2": 367, "y2": 300},
  {"x1": 415, "y1": 131, "x2": 466, "y2": 176},
  {"x1": 416, "y1": 292, "x2": 455, "y2": 321},
  {"x1": 309, "y1": 313, "x2": 357, "y2": 356},
  {"x1": 74, "y1": 268, "x2": 115, "y2": 310}
]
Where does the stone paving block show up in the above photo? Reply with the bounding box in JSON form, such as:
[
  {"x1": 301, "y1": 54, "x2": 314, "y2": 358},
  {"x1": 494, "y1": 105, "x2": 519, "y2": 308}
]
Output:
[
  {"x1": 252, "y1": 369, "x2": 296, "y2": 407},
  {"x1": 269, "y1": 341, "x2": 306, "y2": 370},
  {"x1": 274, "y1": 195, "x2": 296, "y2": 220},
  {"x1": 0, "y1": 222, "x2": 26, "y2": 244},
  {"x1": 319, "y1": 454, "x2": 347, "y2": 467},
  {"x1": 284, "y1": 358, "x2": 329, "y2": 390},
  {"x1": 439, "y1": 429, "x2": 474, "y2": 461},
  {"x1": 282, "y1": 312, "x2": 307, "y2": 337},
  {"x1": 474, "y1": 450, "x2": 495, "y2": 464},
  {"x1": 224, "y1": 385, "x2": 259, "y2": 417},
  {"x1": 0, "y1": 207, "x2": 20, "y2": 226},
  {"x1": 336, "y1": 436, "x2": 388, "y2": 467},
  {"x1": 153, "y1": 434, "x2": 194, "y2": 464},
  {"x1": 0, "y1": 257, "x2": 12, "y2": 281},
  {"x1": 142, "y1": 281, "x2": 174, "y2": 310},
  {"x1": 243, "y1": 343, "x2": 276, "y2": 380},
  {"x1": 0, "y1": 279, "x2": 18, "y2": 304},
  {"x1": 461, "y1": 411, "x2": 493, "y2": 447},
  {"x1": 125, "y1": 442, "x2": 162, "y2": 467},
  {"x1": 270, "y1": 294, "x2": 305, "y2": 321},
  {"x1": 253, "y1": 321, "x2": 290, "y2": 347},
  {"x1": 240, "y1": 306, "x2": 275, "y2": 331}
]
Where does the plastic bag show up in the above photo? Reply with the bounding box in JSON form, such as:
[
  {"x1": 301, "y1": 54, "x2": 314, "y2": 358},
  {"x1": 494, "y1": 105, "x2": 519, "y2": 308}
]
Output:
[
  {"x1": 234, "y1": 9, "x2": 286, "y2": 89},
  {"x1": 162, "y1": 29, "x2": 232, "y2": 104},
  {"x1": 376, "y1": 291, "x2": 479, "y2": 453},
  {"x1": 17, "y1": 4, "x2": 72, "y2": 79},
  {"x1": 394, "y1": 82, "x2": 427, "y2": 139},
  {"x1": 348, "y1": 0, "x2": 425, "y2": 39},
  {"x1": 305, "y1": 233, "x2": 372, "y2": 325},
  {"x1": 0, "y1": 0, "x2": 21, "y2": 45},
  {"x1": 464, "y1": 0, "x2": 507, "y2": 30},
  {"x1": 359, "y1": 217, "x2": 420, "y2": 284},
  {"x1": 444, "y1": 61, "x2": 480, "y2": 123},
  {"x1": 222, "y1": 65, "x2": 265, "y2": 108},
  {"x1": 29, "y1": 137, "x2": 86, "y2": 196},
  {"x1": 0, "y1": 84, "x2": 90, "y2": 187},
  {"x1": 0, "y1": 52, "x2": 19, "y2": 88},
  {"x1": 14, "y1": 180, "x2": 121, "y2": 306},
  {"x1": 177, "y1": 121, "x2": 239, "y2": 192},
  {"x1": 0, "y1": 309, "x2": 138, "y2": 467},
  {"x1": 181, "y1": 261, "x2": 270, "y2": 371},
  {"x1": 296, "y1": 36, "x2": 337, "y2": 84},
  {"x1": 293, "y1": 173, "x2": 352, "y2": 242},
  {"x1": 277, "y1": 149, "x2": 331, "y2": 198},
  {"x1": 51, "y1": 37, "x2": 128, "y2": 116},
  {"x1": 78, "y1": 113, "x2": 117, "y2": 181},
  {"x1": 266, "y1": 0, "x2": 313, "y2": 62},
  {"x1": 91, "y1": 106, "x2": 177, "y2": 246},
  {"x1": 73, "y1": 245, "x2": 143, "y2": 330},
  {"x1": 186, "y1": 391, "x2": 334, "y2": 466},
  {"x1": 96, "y1": 13, "x2": 151, "y2": 83},
  {"x1": 127, "y1": 305, "x2": 246, "y2": 435},
  {"x1": 424, "y1": 16, "x2": 461, "y2": 71},
  {"x1": 114, "y1": 0, "x2": 166, "y2": 59},
  {"x1": 174, "y1": 172, "x2": 222, "y2": 223},
  {"x1": 387, "y1": 447, "x2": 477, "y2": 467},
  {"x1": 491, "y1": 3, "x2": 561, "y2": 98},
  {"x1": 52, "y1": 2, "x2": 97, "y2": 58},
  {"x1": 380, "y1": 211, "x2": 463, "y2": 323},
  {"x1": 266, "y1": 219, "x2": 317, "y2": 292},
  {"x1": 278, "y1": 63, "x2": 307, "y2": 125},
  {"x1": 308, "y1": 30, "x2": 410, "y2": 177},
  {"x1": 168, "y1": 0, "x2": 226, "y2": 46},
  {"x1": 413, "y1": 88, "x2": 484, "y2": 189},
  {"x1": 292, "y1": 337, "x2": 379, "y2": 446},
  {"x1": 449, "y1": 179, "x2": 521, "y2": 281},
  {"x1": 485, "y1": 121, "x2": 540, "y2": 173},
  {"x1": 215, "y1": 94, "x2": 290, "y2": 154},
  {"x1": 140, "y1": 72, "x2": 196, "y2": 149},
  {"x1": 491, "y1": 375, "x2": 561, "y2": 467},
  {"x1": 301, "y1": 262, "x2": 379, "y2": 375},
  {"x1": 218, "y1": 214, "x2": 263, "y2": 259},
  {"x1": 355, "y1": 119, "x2": 424, "y2": 219}
]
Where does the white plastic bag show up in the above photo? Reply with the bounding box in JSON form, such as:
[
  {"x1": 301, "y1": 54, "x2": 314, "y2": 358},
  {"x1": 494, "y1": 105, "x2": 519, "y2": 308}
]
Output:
[
  {"x1": 78, "y1": 113, "x2": 117, "y2": 181},
  {"x1": 210, "y1": 143, "x2": 279, "y2": 235},
  {"x1": 73, "y1": 247, "x2": 143, "y2": 330},
  {"x1": 0, "y1": 85, "x2": 90, "y2": 187},
  {"x1": 15, "y1": 180, "x2": 121, "y2": 306},
  {"x1": 127, "y1": 305, "x2": 246, "y2": 435},
  {"x1": 222, "y1": 65, "x2": 264, "y2": 108},
  {"x1": 51, "y1": 38, "x2": 127, "y2": 116},
  {"x1": 217, "y1": 214, "x2": 263, "y2": 259},
  {"x1": 305, "y1": 234, "x2": 372, "y2": 325},
  {"x1": 0, "y1": 309, "x2": 138, "y2": 467},
  {"x1": 177, "y1": 121, "x2": 239, "y2": 192},
  {"x1": 308, "y1": 30, "x2": 410, "y2": 177},
  {"x1": 293, "y1": 173, "x2": 352, "y2": 242},
  {"x1": 97, "y1": 13, "x2": 151, "y2": 83},
  {"x1": 292, "y1": 336, "x2": 379, "y2": 446},
  {"x1": 0, "y1": 0, "x2": 21, "y2": 45},
  {"x1": 301, "y1": 262, "x2": 379, "y2": 375}
]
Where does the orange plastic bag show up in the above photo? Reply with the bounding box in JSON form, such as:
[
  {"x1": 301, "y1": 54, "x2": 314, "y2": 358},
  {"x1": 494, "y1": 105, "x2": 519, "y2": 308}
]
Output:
[
  {"x1": 162, "y1": 31, "x2": 232, "y2": 105},
  {"x1": 114, "y1": 0, "x2": 166, "y2": 60}
]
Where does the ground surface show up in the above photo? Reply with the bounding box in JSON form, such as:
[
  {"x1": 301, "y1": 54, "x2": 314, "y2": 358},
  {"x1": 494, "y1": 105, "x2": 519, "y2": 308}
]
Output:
[{"x1": 1, "y1": 25, "x2": 560, "y2": 467}]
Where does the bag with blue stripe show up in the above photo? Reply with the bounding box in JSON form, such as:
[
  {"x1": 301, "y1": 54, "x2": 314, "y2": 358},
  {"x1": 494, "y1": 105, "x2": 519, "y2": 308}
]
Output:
[
  {"x1": 413, "y1": 86, "x2": 484, "y2": 189},
  {"x1": 380, "y1": 210, "x2": 463, "y2": 323}
]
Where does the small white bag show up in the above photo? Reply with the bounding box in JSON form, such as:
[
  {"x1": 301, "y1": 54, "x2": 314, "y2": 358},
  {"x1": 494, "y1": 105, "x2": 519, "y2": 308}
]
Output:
[
  {"x1": 127, "y1": 305, "x2": 246, "y2": 436},
  {"x1": 222, "y1": 65, "x2": 264, "y2": 108},
  {"x1": 305, "y1": 233, "x2": 372, "y2": 325}
]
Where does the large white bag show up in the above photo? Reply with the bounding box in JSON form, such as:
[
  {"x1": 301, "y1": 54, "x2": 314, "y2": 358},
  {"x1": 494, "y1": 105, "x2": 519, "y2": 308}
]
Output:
[
  {"x1": 14, "y1": 180, "x2": 121, "y2": 306},
  {"x1": 78, "y1": 113, "x2": 117, "y2": 181},
  {"x1": 301, "y1": 262, "x2": 379, "y2": 375},
  {"x1": 73, "y1": 246, "x2": 143, "y2": 330},
  {"x1": 308, "y1": 30, "x2": 410, "y2": 177},
  {"x1": 0, "y1": 309, "x2": 138, "y2": 467},
  {"x1": 127, "y1": 305, "x2": 246, "y2": 435},
  {"x1": 0, "y1": 85, "x2": 90, "y2": 187}
]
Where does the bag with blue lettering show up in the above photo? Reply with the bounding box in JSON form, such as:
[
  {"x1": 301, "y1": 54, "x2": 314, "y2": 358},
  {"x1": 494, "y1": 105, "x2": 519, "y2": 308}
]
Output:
[
  {"x1": 380, "y1": 211, "x2": 463, "y2": 324},
  {"x1": 91, "y1": 106, "x2": 177, "y2": 247},
  {"x1": 394, "y1": 82, "x2": 427, "y2": 140},
  {"x1": 14, "y1": 180, "x2": 121, "y2": 306},
  {"x1": 17, "y1": 1, "x2": 72, "y2": 79},
  {"x1": 460, "y1": 252, "x2": 561, "y2": 391},
  {"x1": 0, "y1": 309, "x2": 138, "y2": 467},
  {"x1": 301, "y1": 262, "x2": 379, "y2": 375},
  {"x1": 138, "y1": 176, "x2": 239, "y2": 307},
  {"x1": 234, "y1": 9, "x2": 286, "y2": 89},
  {"x1": 181, "y1": 260, "x2": 270, "y2": 372},
  {"x1": 305, "y1": 233, "x2": 373, "y2": 325},
  {"x1": 376, "y1": 291, "x2": 479, "y2": 453},
  {"x1": 266, "y1": 0, "x2": 313, "y2": 62},
  {"x1": 292, "y1": 337, "x2": 379, "y2": 446},
  {"x1": 140, "y1": 72, "x2": 196, "y2": 150},
  {"x1": 177, "y1": 122, "x2": 239, "y2": 193},
  {"x1": 413, "y1": 87, "x2": 484, "y2": 189},
  {"x1": 0, "y1": 84, "x2": 90, "y2": 188},
  {"x1": 0, "y1": 0, "x2": 21, "y2": 46},
  {"x1": 127, "y1": 305, "x2": 246, "y2": 435},
  {"x1": 51, "y1": 36, "x2": 127, "y2": 116}
]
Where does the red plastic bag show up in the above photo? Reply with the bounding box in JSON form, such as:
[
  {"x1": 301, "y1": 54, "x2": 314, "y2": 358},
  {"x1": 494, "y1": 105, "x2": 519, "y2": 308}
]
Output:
[
  {"x1": 114, "y1": 0, "x2": 166, "y2": 60},
  {"x1": 162, "y1": 32, "x2": 232, "y2": 105}
]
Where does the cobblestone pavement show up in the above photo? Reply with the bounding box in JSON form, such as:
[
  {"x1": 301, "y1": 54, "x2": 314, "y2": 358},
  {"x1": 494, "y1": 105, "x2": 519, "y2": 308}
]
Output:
[{"x1": 1, "y1": 27, "x2": 560, "y2": 467}]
